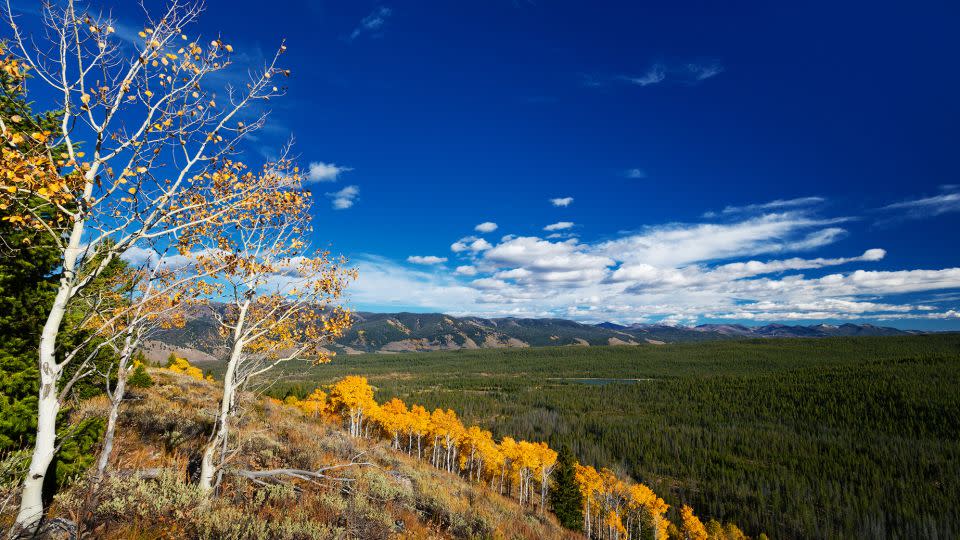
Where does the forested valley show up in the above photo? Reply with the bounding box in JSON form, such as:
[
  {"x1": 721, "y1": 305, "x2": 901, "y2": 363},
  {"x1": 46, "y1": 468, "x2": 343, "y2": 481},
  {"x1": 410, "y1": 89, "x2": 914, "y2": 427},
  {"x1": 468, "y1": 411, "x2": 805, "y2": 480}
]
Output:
[{"x1": 271, "y1": 335, "x2": 960, "y2": 539}]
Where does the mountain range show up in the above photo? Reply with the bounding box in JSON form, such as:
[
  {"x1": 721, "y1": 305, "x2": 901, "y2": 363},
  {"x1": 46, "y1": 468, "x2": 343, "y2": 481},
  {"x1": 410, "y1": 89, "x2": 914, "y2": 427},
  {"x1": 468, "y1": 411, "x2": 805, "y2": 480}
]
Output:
[{"x1": 143, "y1": 310, "x2": 916, "y2": 362}]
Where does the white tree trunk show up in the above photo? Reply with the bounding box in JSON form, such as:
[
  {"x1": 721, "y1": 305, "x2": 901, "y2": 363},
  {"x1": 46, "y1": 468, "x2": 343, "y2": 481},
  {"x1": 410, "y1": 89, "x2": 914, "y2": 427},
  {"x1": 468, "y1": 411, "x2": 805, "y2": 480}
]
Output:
[
  {"x1": 96, "y1": 338, "x2": 133, "y2": 479},
  {"x1": 198, "y1": 377, "x2": 236, "y2": 492},
  {"x1": 96, "y1": 376, "x2": 124, "y2": 479},
  {"x1": 13, "y1": 240, "x2": 83, "y2": 531},
  {"x1": 13, "y1": 365, "x2": 60, "y2": 533},
  {"x1": 199, "y1": 358, "x2": 237, "y2": 493},
  {"x1": 198, "y1": 302, "x2": 246, "y2": 494}
]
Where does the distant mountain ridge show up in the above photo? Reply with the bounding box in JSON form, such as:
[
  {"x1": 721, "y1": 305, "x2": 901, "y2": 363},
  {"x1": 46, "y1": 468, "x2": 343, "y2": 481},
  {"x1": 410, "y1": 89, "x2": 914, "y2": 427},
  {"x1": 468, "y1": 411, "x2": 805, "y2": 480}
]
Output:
[{"x1": 146, "y1": 309, "x2": 917, "y2": 361}]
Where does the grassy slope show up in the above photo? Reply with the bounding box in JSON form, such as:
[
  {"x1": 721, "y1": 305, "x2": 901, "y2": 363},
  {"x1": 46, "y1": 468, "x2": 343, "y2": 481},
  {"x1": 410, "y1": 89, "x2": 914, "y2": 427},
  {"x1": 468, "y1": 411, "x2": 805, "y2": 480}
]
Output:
[
  {"x1": 50, "y1": 370, "x2": 576, "y2": 540},
  {"x1": 269, "y1": 334, "x2": 960, "y2": 540}
]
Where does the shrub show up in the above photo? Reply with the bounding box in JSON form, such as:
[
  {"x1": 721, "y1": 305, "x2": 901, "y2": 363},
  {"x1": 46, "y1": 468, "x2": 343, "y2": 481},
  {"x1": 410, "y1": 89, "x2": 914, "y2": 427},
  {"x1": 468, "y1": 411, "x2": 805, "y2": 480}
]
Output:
[{"x1": 127, "y1": 363, "x2": 154, "y2": 388}]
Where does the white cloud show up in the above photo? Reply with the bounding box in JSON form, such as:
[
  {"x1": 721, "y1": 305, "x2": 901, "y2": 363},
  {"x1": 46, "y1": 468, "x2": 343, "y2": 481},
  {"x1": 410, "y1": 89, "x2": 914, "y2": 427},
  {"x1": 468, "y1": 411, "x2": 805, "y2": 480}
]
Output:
[
  {"x1": 348, "y1": 256, "x2": 480, "y2": 311},
  {"x1": 484, "y1": 236, "x2": 613, "y2": 273},
  {"x1": 475, "y1": 222, "x2": 498, "y2": 233},
  {"x1": 345, "y1": 199, "x2": 960, "y2": 325},
  {"x1": 611, "y1": 249, "x2": 887, "y2": 286},
  {"x1": 326, "y1": 185, "x2": 359, "y2": 209},
  {"x1": 544, "y1": 221, "x2": 575, "y2": 231},
  {"x1": 626, "y1": 64, "x2": 666, "y2": 86},
  {"x1": 454, "y1": 265, "x2": 478, "y2": 276},
  {"x1": 451, "y1": 237, "x2": 493, "y2": 253},
  {"x1": 705, "y1": 196, "x2": 825, "y2": 217},
  {"x1": 120, "y1": 246, "x2": 217, "y2": 271},
  {"x1": 881, "y1": 187, "x2": 960, "y2": 219},
  {"x1": 550, "y1": 197, "x2": 574, "y2": 207},
  {"x1": 306, "y1": 161, "x2": 352, "y2": 183},
  {"x1": 687, "y1": 63, "x2": 724, "y2": 81},
  {"x1": 407, "y1": 255, "x2": 448, "y2": 265},
  {"x1": 594, "y1": 212, "x2": 848, "y2": 267},
  {"x1": 471, "y1": 277, "x2": 510, "y2": 290},
  {"x1": 121, "y1": 245, "x2": 159, "y2": 267},
  {"x1": 349, "y1": 6, "x2": 392, "y2": 41},
  {"x1": 625, "y1": 168, "x2": 646, "y2": 179}
]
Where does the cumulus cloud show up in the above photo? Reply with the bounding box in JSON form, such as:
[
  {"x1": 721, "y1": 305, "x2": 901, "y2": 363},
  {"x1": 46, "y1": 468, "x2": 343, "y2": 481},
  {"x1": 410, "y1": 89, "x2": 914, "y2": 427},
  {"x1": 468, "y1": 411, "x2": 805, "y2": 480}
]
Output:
[
  {"x1": 121, "y1": 246, "x2": 216, "y2": 271},
  {"x1": 544, "y1": 221, "x2": 575, "y2": 231},
  {"x1": 451, "y1": 237, "x2": 493, "y2": 253},
  {"x1": 348, "y1": 256, "x2": 480, "y2": 312},
  {"x1": 484, "y1": 236, "x2": 613, "y2": 273},
  {"x1": 345, "y1": 198, "x2": 960, "y2": 325},
  {"x1": 407, "y1": 255, "x2": 448, "y2": 265},
  {"x1": 349, "y1": 6, "x2": 392, "y2": 41},
  {"x1": 474, "y1": 222, "x2": 498, "y2": 233},
  {"x1": 306, "y1": 161, "x2": 352, "y2": 183},
  {"x1": 550, "y1": 197, "x2": 574, "y2": 207},
  {"x1": 121, "y1": 245, "x2": 160, "y2": 267},
  {"x1": 454, "y1": 265, "x2": 478, "y2": 276},
  {"x1": 326, "y1": 185, "x2": 359, "y2": 209},
  {"x1": 611, "y1": 249, "x2": 887, "y2": 287}
]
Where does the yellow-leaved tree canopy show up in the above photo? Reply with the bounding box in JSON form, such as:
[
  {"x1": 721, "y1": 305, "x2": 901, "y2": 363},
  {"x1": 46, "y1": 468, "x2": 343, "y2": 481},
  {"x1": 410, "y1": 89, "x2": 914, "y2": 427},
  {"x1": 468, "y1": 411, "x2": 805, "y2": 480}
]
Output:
[{"x1": 183, "y1": 158, "x2": 355, "y2": 494}]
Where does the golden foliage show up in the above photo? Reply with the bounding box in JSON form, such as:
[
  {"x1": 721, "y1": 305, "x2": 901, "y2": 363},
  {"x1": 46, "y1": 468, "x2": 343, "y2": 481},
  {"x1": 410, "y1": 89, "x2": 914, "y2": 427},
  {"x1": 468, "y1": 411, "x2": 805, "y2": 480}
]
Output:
[
  {"x1": 167, "y1": 356, "x2": 210, "y2": 381},
  {"x1": 680, "y1": 504, "x2": 709, "y2": 540}
]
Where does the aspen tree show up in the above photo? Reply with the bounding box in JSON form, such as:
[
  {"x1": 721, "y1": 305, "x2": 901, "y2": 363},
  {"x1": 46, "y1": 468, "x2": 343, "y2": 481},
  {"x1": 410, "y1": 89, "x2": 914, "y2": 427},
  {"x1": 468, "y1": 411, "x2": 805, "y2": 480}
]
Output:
[
  {"x1": 377, "y1": 397, "x2": 409, "y2": 449},
  {"x1": 190, "y1": 160, "x2": 353, "y2": 494},
  {"x1": 533, "y1": 442, "x2": 558, "y2": 514},
  {"x1": 86, "y1": 250, "x2": 213, "y2": 481},
  {"x1": 679, "y1": 505, "x2": 709, "y2": 540},
  {"x1": 574, "y1": 463, "x2": 603, "y2": 538},
  {"x1": 408, "y1": 404, "x2": 430, "y2": 459},
  {"x1": 329, "y1": 376, "x2": 377, "y2": 438},
  {"x1": 0, "y1": 0, "x2": 289, "y2": 529}
]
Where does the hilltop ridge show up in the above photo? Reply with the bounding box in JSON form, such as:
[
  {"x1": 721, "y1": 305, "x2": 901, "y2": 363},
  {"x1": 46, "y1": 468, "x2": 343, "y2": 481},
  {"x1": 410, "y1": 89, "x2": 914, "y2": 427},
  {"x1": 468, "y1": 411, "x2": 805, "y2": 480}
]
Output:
[{"x1": 145, "y1": 309, "x2": 916, "y2": 360}]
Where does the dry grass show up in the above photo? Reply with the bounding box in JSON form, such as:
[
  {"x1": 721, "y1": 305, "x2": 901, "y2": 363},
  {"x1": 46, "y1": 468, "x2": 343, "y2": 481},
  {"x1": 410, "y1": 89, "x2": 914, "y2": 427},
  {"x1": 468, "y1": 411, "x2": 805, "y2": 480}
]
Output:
[{"x1": 43, "y1": 369, "x2": 577, "y2": 539}]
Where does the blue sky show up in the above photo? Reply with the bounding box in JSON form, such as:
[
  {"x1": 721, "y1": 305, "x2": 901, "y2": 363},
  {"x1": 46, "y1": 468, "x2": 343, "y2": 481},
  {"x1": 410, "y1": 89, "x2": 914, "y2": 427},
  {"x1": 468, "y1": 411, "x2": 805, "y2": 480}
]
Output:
[{"x1": 22, "y1": 0, "x2": 960, "y2": 328}]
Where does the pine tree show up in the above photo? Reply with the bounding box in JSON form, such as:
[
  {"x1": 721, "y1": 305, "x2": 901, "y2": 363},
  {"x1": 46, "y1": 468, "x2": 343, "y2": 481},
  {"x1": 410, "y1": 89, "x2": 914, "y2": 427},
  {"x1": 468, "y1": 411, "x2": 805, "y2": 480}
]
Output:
[
  {"x1": 127, "y1": 352, "x2": 154, "y2": 389},
  {"x1": 0, "y1": 45, "x2": 64, "y2": 453},
  {"x1": 0, "y1": 43, "x2": 113, "y2": 445},
  {"x1": 550, "y1": 445, "x2": 584, "y2": 531}
]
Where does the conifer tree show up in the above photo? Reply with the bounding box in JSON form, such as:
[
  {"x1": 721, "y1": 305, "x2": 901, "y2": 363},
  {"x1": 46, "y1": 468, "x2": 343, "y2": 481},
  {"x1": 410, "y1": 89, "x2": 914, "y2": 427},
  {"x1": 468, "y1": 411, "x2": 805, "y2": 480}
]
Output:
[
  {"x1": 550, "y1": 445, "x2": 584, "y2": 531},
  {"x1": 0, "y1": 43, "x2": 117, "y2": 503}
]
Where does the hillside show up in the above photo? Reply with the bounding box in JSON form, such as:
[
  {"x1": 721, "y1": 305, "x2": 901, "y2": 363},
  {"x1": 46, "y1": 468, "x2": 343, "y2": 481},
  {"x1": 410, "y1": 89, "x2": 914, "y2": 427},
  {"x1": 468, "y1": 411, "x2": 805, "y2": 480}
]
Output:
[
  {"x1": 39, "y1": 369, "x2": 578, "y2": 539},
  {"x1": 146, "y1": 309, "x2": 914, "y2": 361}
]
